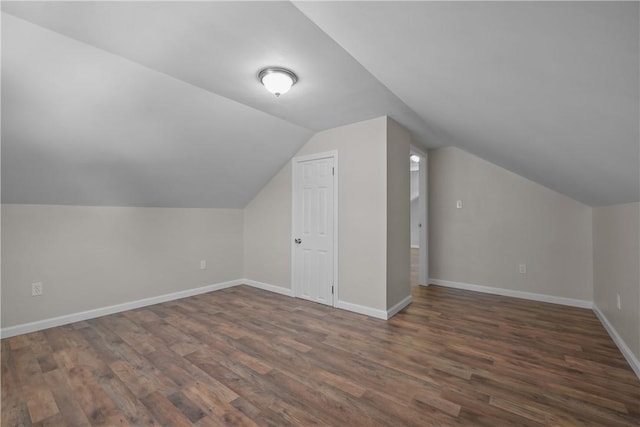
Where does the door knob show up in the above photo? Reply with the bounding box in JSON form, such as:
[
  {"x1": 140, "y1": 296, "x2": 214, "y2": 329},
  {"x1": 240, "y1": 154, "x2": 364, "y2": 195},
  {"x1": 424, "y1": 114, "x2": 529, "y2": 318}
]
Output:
[{"x1": 294, "y1": 238, "x2": 302, "y2": 244}]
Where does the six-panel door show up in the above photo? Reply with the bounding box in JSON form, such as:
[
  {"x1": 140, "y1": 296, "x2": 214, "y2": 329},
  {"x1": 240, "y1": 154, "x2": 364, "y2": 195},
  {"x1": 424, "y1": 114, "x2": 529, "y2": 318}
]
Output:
[{"x1": 293, "y1": 155, "x2": 335, "y2": 306}]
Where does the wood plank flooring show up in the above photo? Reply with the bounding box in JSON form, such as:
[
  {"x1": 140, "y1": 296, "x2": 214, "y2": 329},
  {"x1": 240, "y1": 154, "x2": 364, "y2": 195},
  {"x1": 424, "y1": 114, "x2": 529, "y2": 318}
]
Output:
[{"x1": 2, "y1": 284, "x2": 639, "y2": 426}]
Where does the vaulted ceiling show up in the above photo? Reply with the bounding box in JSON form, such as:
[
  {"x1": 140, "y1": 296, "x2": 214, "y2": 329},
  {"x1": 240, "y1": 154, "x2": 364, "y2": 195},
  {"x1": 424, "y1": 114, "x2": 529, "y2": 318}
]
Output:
[{"x1": 2, "y1": 1, "x2": 638, "y2": 207}]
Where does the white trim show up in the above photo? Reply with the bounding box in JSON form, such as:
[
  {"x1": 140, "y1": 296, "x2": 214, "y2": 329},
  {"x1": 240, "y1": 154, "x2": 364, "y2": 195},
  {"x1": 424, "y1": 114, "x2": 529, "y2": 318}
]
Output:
[
  {"x1": 6, "y1": 274, "x2": 637, "y2": 382},
  {"x1": 333, "y1": 154, "x2": 339, "y2": 306},
  {"x1": 242, "y1": 279, "x2": 294, "y2": 297},
  {"x1": 291, "y1": 150, "x2": 339, "y2": 307},
  {"x1": 429, "y1": 278, "x2": 593, "y2": 309},
  {"x1": 421, "y1": 279, "x2": 639, "y2": 378},
  {"x1": 0, "y1": 279, "x2": 242, "y2": 339},
  {"x1": 0, "y1": 278, "x2": 409, "y2": 339},
  {"x1": 411, "y1": 145, "x2": 428, "y2": 286},
  {"x1": 387, "y1": 295, "x2": 412, "y2": 319},
  {"x1": 335, "y1": 300, "x2": 387, "y2": 320},
  {"x1": 410, "y1": 245, "x2": 420, "y2": 249},
  {"x1": 593, "y1": 304, "x2": 640, "y2": 379},
  {"x1": 291, "y1": 150, "x2": 336, "y2": 163}
]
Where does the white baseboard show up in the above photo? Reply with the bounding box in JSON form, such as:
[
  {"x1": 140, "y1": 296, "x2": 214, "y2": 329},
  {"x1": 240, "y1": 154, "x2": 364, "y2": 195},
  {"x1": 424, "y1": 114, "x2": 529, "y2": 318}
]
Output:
[
  {"x1": 387, "y1": 294, "x2": 412, "y2": 319},
  {"x1": 429, "y1": 278, "x2": 593, "y2": 309},
  {"x1": 335, "y1": 300, "x2": 387, "y2": 320},
  {"x1": 15, "y1": 277, "x2": 576, "y2": 339},
  {"x1": 1, "y1": 278, "x2": 394, "y2": 338},
  {"x1": 244, "y1": 280, "x2": 389, "y2": 320},
  {"x1": 242, "y1": 279, "x2": 294, "y2": 297},
  {"x1": 0, "y1": 279, "x2": 242, "y2": 339},
  {"x1": 425, "y1": 279, "x2": 639, "y2": 379},
  {"x1": 592, "y1": 304, "x2": 640, "y2": 380}
]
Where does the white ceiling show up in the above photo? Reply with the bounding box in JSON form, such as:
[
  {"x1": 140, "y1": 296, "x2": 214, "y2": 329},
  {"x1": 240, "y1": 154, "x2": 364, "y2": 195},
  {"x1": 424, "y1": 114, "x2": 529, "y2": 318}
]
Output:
[
  {"x1": 295, "y1": 1, "x2": 639, "y2": 206},
  {"x1": 2, "y1": 12, "x2": 312, "y2": 207},
  {"x1": 2, "y1": 1, "x2": 638, "y2": 207}
]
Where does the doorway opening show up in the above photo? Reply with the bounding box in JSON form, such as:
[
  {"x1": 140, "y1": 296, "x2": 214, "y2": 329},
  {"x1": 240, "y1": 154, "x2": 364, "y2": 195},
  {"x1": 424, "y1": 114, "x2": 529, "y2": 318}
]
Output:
[{"x1": 410, "y1": 149, "x2": 428, "y2": 287}]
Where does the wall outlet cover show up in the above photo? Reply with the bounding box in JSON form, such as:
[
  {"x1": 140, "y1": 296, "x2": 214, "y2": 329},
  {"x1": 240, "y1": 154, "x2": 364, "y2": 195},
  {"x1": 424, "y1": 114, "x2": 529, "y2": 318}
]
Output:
[{"x1": 32, "y1": 282, "x2": 43, "y2": 296}]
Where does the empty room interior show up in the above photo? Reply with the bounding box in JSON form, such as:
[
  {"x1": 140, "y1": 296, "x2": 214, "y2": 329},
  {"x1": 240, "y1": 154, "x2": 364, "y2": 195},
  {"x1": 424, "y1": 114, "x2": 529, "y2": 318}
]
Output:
[{"x1": 1, "y1": 1, "x2": 639, "y2": 426}]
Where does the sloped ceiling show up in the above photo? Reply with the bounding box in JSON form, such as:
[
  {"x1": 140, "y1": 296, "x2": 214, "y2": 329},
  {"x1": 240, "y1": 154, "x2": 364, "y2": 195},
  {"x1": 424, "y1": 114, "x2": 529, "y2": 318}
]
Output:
[
  {"x1": 295, "y1": 1, "x2": 639, "y2": 206},
  {"x1": 2, "y1": 1, "x2": 638, "y2": 207}
]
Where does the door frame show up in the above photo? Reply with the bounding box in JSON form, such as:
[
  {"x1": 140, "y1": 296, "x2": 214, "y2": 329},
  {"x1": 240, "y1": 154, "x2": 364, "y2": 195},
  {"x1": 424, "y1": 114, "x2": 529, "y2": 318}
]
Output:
[
  {"x1": 290, "y1": 150, "x2": 339, "y2": 306},
  {"x1": 410, "y1": 145, "x2": 429, "y2": 285}
]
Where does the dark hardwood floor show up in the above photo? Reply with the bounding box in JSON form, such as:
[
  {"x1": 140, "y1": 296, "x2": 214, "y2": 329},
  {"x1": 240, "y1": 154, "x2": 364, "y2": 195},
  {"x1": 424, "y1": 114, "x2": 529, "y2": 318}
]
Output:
[{"x1": 2, "y1": 284, "x2": 639, "y2": 426}]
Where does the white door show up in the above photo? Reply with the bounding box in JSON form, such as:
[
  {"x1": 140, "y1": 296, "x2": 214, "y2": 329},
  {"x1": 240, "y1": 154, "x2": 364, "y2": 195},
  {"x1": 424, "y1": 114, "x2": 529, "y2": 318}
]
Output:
[{"x1": 292, "y1": 152, "x2": 336, "y2": 306}]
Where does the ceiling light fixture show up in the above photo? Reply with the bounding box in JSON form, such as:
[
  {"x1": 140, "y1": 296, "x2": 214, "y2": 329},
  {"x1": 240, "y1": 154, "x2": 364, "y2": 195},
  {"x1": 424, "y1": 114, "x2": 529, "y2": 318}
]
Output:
[
  {"x1": 410, "y1": 155, "x2": 420, "y2": 163},
  {"x1": 258, "y1": 67, "x2": 298, "y2": 97}
]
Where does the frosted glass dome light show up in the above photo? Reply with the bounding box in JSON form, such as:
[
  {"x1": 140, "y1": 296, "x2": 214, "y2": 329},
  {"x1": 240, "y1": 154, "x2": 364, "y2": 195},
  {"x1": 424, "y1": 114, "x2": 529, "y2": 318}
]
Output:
[{"x1": 258, "y1": 67, "x2": 298, "y2": 97}]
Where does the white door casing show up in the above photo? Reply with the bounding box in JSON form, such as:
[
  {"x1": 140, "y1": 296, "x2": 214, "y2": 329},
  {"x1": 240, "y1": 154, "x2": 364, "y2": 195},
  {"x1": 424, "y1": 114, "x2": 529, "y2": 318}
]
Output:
[
  {"x1": 292, "y1": 151, "x2": 338, "y2": 306},
  {"x1": 411, "y1": 147, "x2": 429, "y2": 285}
]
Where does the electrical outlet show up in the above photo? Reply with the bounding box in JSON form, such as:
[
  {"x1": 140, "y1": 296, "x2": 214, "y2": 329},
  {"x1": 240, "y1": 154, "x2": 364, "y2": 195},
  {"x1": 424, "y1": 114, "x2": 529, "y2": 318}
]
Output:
[
  {"x1": 32, "y1": 282, "x2": 43, "y2": 296},
  {"x1": 617, "y1": 293, "x2": 621, "y2": 310},
  {"x1": 200, "y1": 259, "x2": 207, "y2": 270},
  {"x1": 519, "y1": 264, "x2": 526, "y2": 274},
  {"x1": 456, "y1": 200, "x2": 463, "y2": 209}
]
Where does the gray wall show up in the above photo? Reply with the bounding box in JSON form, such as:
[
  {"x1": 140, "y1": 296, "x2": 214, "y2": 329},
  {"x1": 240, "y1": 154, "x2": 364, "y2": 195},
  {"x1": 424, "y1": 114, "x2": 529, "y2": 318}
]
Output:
[
  {"x1": 593, "y1": 202, "x2": 640, "y2": 361},
  {"x1": 2, "y1": 116, "x2": 411, "y2": 328},
  {"x1": 429, "y1": 146, "x2": 593, "y2": 301},
  {"x1": 6, "y1": 128, "x2": 636, "y2": 371},
  {"x1": 1, "y1": 205, "x2": 243, "y2": 327},
  {"x1": 244, "y1": 116, "x2": 389, "y2": 311},
  {"x1": 243, "y1": 162, "x2": 293, "y2": 289},
  {"x1": 386, "y1": 119, "x2": 411, "y2": 308}
]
